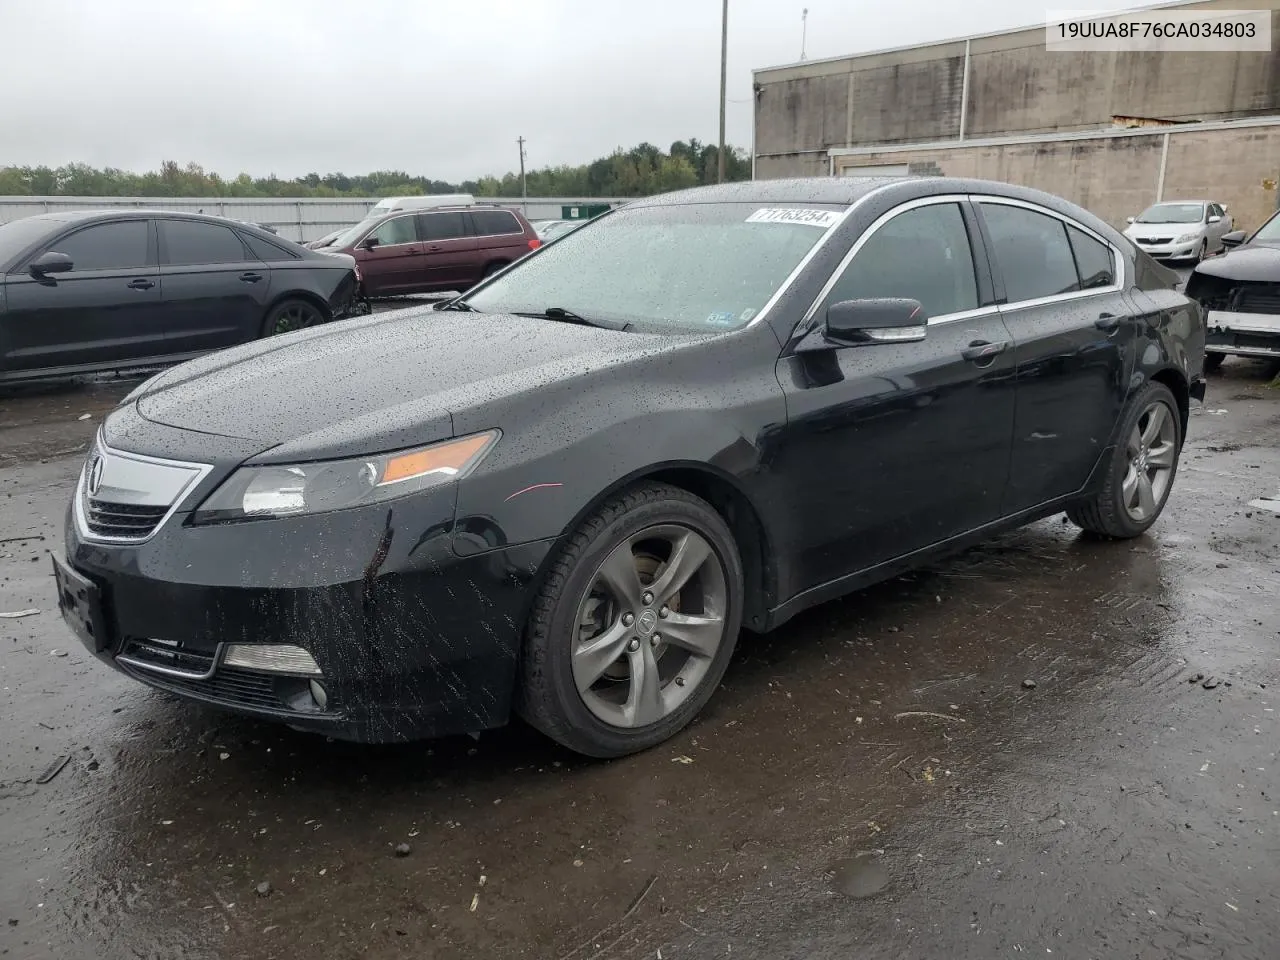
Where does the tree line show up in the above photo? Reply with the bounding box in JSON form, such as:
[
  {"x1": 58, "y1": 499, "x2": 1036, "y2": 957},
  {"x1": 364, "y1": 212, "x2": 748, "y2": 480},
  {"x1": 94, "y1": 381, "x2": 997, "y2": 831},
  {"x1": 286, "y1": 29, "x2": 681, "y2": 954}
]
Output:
[{"x1": 0, "y1": 140, "x2": 751, "y2": 199}]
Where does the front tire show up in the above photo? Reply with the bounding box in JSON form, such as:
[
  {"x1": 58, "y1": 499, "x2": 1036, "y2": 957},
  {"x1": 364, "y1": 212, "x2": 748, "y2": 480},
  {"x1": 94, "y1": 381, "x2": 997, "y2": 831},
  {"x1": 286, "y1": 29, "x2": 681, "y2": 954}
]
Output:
[
  {"x1": 1066, "y1": 382, "x2": 1182, "y2": 538},
  {"x1": 1203, "y1": 351, "x2": 1225, "y2": 373},
  {"x1": 261, "y1": 298, "x2": 325, "y2": 338},
  {"x1": 517, "y1": 483, "x2": 744, "y2": 758}
]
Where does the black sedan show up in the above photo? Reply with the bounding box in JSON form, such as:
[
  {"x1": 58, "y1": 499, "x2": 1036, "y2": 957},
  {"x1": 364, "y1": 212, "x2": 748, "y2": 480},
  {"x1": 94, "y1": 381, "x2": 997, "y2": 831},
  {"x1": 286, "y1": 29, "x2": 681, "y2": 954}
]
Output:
[
  {"x1": 53, "y1": 178, "x2": 1206, "y2": 758},
  {"x1": 1184, "y1": 209, "x2": 1280, "y2": 370},
  {"x1": 0, "y1": 210, "x2": 361, "y2": 384}
]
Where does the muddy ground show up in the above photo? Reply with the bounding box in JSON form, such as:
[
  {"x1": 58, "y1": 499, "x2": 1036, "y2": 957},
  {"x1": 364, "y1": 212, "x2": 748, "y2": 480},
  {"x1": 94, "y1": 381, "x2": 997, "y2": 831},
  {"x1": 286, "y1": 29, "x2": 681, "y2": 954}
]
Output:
[{"x1": 2, "y1": 347, "x2": 1278, "y2": 959}]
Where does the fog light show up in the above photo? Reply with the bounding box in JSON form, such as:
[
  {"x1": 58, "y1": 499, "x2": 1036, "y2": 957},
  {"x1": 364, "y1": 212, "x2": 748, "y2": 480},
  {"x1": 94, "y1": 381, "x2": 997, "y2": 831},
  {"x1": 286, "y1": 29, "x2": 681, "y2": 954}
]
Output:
[
  {"x1": 308, "y1": 680, "x2": 328, "y2": 710},
  {"x1": 222, "y1": 643, "x2": 322, "y2": 676}
]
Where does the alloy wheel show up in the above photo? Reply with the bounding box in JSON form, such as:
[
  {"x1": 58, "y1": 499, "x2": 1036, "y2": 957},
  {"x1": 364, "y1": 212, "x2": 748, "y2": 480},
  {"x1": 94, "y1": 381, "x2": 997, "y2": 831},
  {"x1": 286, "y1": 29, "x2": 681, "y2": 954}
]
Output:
[
  {"x1": 271, "y1": 303, "x2": 319, "y2": 335},
  {"x1": 571, "y1": 524, "x2": 728, "y2": 729},
  {"x1": 1122, "y1": 400, "x2": 1177, "y2": 522}
]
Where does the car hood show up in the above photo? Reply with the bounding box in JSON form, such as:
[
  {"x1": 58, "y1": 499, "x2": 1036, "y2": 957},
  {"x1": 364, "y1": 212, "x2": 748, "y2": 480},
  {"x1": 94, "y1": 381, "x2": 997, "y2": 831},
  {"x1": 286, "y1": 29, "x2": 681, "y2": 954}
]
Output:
[
  {"x1": 1191, "y1": 242, "x2": 1280, "y2": 282},
  {"x1": 134, "y1": 309, "x2": 672, "y2": 462}
]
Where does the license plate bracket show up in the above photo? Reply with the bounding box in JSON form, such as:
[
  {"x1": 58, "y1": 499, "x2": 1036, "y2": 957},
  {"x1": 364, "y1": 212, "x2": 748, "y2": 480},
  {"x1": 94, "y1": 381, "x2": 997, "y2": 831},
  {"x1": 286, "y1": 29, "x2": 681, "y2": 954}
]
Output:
[{"x1": 52, "y1": 556, "x2": 110, "y2": 654}]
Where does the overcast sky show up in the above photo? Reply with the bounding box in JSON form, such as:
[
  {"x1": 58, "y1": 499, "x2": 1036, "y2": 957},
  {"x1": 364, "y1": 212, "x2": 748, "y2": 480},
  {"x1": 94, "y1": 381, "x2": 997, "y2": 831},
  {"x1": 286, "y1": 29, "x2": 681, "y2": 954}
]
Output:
[{"x1": 2, "y1": 0, "x2": 1154, "y2": 182}]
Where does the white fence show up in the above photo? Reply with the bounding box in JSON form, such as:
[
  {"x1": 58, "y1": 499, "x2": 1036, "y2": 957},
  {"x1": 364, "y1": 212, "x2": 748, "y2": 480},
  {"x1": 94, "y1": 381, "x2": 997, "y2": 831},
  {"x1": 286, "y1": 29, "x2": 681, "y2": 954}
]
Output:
[{"x1": 0, "y1": 196, "x2": 629, "y2": 243}]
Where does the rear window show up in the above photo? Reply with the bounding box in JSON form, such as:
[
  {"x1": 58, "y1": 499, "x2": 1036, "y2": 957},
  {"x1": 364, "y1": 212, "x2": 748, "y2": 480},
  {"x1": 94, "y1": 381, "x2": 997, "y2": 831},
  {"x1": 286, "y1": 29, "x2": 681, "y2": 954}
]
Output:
[
  {"x1": 241, "y1": 232, "x2": 300, "y2": 261},
  {"x1": 471, "y1": 210, "x2": 523, "y2": 236}
]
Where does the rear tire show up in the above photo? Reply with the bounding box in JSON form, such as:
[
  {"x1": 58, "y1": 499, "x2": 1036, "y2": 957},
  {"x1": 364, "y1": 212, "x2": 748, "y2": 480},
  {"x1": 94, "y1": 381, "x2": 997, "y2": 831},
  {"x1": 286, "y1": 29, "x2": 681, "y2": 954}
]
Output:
[
  {"x1": 1066, "y1": 381, "x2": 1182, "y2": 539},
  {"x1": 517, "y1": 483, "x2": 744, "y2": 758},
  {"x1": 1203, "y1": 351, "x2": 1225, "y2": 373},
  {"x1": 483, "y1": 261, "x2": 509, "y2": 279},
  {"x1": 261, "y1": 298, "x2": 325, "y2": 338}
]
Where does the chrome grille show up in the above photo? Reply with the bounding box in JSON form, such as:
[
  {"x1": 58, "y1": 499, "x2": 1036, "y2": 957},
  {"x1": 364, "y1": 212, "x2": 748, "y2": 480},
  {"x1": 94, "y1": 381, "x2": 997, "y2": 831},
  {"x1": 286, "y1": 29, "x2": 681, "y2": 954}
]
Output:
[
  {"x1": 1138, "y1": 237, "x2": 1172, "y2": 245},
  {"x1": 118, "y1": 637, "x2": 216, "y2": 677},
  {"x1": 76, "y1": 439, "x2": 212, "y2": 544},
  {"x1": 119, "y1": 661, "x2": 284, "y2": 710},
  {"x1": 85, "y1": 500, "x2": 170, "y2": 539}
]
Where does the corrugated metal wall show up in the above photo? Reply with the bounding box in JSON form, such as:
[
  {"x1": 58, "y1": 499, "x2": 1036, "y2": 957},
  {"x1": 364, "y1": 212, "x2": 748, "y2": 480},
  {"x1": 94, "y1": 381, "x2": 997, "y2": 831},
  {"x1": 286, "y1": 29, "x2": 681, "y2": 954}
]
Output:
[{"x1": 0, "y1": 196, "x2": 628, "y2": 242}]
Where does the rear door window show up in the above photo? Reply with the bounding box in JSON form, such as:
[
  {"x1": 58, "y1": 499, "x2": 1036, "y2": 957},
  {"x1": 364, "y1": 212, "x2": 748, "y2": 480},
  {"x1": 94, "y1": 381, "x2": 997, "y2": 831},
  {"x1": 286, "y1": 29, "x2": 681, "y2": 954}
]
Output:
[
  {"x1": 418, "y1": 212, "x2": 468, "y2": 241},
  {"x1": 822, "y1": 202, "x2": 979, "y2": 319},
  {"x1": 470, "y1": 210, "x2": 523, "y2": 237},
  {"x1": 163, "y1": 220, "x2": 251, "y2": 265},
  {"x1": 1066, "y1": 226, "x2": 1116, "y2": 290},
  {"x1": 979, "y1": 203, "x2": 1081, "y2": 303},
  {"x1": 50, "y1": 220, "x2": 151, "y2": 271}
]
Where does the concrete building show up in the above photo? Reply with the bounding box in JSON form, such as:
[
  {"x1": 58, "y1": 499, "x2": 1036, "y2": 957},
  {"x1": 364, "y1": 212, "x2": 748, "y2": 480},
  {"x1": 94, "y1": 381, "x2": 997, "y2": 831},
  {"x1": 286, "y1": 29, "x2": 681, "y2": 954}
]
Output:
[{"x1": 751, "y1": 0, "x2": 1280, "y2": 231}]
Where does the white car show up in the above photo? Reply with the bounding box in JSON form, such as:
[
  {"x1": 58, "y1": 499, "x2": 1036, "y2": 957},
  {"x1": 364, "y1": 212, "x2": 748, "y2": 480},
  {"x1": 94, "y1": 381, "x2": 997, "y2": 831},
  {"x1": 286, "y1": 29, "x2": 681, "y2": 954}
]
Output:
[{"x1": 1123, "y1": 200, "x2": 1233, "y2": 262}]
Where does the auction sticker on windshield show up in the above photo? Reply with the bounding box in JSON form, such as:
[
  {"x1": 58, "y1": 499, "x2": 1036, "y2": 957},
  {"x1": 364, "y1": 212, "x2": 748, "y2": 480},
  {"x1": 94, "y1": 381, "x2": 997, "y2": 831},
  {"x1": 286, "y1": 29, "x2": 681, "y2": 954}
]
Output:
[{"x1": 746, "y1": 208, "x2": 842, "y2": 228}]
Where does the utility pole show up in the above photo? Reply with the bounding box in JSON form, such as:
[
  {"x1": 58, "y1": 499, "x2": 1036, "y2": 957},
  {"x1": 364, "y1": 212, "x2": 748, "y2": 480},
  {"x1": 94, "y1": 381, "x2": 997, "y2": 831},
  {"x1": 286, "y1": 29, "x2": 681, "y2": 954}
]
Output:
[
  {"x1": 517, "y1": 136, "x2": 527, "y2": 215},
  {"x1": 801, "y1": 8, "x2": 808, "y2": 60},
  {"x1": 718, "y1": 0, "x2": 728, "y2": 183}
]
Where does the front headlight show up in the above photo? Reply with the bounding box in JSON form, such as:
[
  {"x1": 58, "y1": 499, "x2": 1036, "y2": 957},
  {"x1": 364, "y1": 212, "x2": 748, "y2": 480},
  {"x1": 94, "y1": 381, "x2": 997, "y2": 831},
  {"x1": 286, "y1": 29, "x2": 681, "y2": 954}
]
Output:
[
  {"x1": 1175, "y1": 232, "x2": 1199, "y2": 244},
  {"x1": 191, "y1": 430, "x2": 499, "y2": 524}
]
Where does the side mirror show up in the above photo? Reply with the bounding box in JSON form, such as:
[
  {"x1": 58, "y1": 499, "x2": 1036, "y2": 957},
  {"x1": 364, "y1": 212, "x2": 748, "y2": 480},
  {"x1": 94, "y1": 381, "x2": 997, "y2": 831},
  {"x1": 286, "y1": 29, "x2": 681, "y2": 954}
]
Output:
[
  {"x1": 1126, "y1": 216, "x2": 1136, "y2": 224},
  {"x1": 824, "y1": 298, "x2": 928, "y2": 345},
  {"x1": 1209, "y1": 215, "x2": 1222, "y2": 224},
  {"x1": 29, "y1": 251, "x2": 74, "y2": 276},
  {"x1": 1220, "y1": 230, "x2": 1247, "y2": 249},
  {"x1": 361, "y1": 236, "x2": 380, "y2": 250}
]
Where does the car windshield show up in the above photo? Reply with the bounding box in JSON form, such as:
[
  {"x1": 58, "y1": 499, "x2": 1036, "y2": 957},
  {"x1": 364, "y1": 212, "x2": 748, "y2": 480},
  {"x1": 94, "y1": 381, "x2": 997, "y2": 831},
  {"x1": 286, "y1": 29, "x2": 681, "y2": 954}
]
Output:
[
  {"x1": 1136, "y1": 203, "x2": 1204, "y2": 224},
  {"x1": 464, "y1": 202, "x2": 843, "y2": 332},
  {"x1": 1250, "y1": 211, "x2": 1280, "y2": 243},
  {"x1": 331, "y1": 218, "x2": 381, "y2": 249},
  {"x1": 0, "y1": 216, "x2": 57, "y2": 267}
]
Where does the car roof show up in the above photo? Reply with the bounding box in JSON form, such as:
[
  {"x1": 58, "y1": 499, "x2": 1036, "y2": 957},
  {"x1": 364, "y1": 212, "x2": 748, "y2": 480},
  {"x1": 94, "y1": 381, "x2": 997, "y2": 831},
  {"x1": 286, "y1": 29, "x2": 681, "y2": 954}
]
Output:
[{"x1": 6, "y1": 209, "x2": 281, "y2": 229}]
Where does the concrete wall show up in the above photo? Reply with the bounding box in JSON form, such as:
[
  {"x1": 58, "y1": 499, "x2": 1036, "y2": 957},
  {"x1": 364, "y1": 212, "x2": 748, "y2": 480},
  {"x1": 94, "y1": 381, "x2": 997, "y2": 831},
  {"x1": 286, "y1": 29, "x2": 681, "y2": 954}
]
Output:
[
  {"x1": 833, "y1": 124, "x2": 1280, "y2": 233},
  {"x1": 754, "y1": 0, "x2": 1280, "y2": 171}
]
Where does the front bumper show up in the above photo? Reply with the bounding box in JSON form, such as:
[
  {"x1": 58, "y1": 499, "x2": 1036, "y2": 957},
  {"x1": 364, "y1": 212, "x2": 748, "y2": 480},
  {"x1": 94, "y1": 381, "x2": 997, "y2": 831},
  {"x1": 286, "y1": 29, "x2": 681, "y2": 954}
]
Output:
[
  {"x1": 1133, "y1": 239, "x2": 1200, "y2": 260},
  {"x1": 60, "y1": 490, "x2": 556, "y2": 743},
  {"x1": 1205, "y1": 309, "x2": 1280, "y2": 359}
]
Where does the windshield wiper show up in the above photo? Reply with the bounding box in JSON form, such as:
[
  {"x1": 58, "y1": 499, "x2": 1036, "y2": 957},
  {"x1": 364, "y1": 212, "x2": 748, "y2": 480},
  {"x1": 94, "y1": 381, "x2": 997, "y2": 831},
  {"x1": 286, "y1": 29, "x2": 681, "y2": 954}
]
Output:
[
  {"x1": 514, "y1": 307, "x2": 632, "y2": 332},
  {"x1": 436, "y1": 298, "x2": 475, "y2": 312}
]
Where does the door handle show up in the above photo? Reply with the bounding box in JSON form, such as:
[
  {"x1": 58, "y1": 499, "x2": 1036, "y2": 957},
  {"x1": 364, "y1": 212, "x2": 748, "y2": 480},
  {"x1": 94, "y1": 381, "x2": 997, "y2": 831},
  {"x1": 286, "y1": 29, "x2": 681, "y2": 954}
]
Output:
[
  {"x1": 426, "y1": 243, "x2": 442, "y2": 252},
  {"x1": 1095, "y1": 313, "x2": 1121, "y2": 332},
  {"x1": 126, "y1": 278, "x2": 155, "y2": 290},
  {"x1": 239, "y1": 272, "x2": 263, "y2": 283},
  {"x1": 961, "y1": 339, "x2": 1009, "y2": 363}
]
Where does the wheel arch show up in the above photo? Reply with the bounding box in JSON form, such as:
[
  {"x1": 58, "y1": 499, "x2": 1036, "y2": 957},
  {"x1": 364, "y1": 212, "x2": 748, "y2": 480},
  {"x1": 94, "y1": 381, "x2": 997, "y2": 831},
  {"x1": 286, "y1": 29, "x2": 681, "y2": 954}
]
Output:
[
  {"x1": 549, "y1": 461, "x2": 777, "y2": 633},
  {"x1": 265, "y1": 289, "x2": 332, "y2": 324},
  {"x1": 1147, "y1": 366, "x2": 1189, "y2": 443}
]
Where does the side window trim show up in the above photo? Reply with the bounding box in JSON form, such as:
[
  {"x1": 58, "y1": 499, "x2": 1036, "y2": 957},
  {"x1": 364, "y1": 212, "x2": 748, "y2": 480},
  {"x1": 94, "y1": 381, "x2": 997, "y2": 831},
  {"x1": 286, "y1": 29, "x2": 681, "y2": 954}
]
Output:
[
  {"x1": 798, "y1": 194, "x2": 985, "y2": 334},
  {"x1": 971, "y1": 195, "x2": 1125, "y2": 312}
]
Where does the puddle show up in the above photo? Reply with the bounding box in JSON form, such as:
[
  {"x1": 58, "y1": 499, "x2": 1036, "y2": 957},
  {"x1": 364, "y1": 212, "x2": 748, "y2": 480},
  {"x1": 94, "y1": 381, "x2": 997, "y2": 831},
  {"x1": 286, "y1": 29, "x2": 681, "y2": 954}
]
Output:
[{"x1": 829, "y1": 854, "x2": 890, "y2": 898}]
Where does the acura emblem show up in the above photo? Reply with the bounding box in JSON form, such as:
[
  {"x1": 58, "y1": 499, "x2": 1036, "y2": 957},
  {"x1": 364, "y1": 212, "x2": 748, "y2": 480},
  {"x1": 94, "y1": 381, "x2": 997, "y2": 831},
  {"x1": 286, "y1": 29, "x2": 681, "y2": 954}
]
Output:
[{"x1": 87, "y1": 455, "x2": 104, "y2": 496}]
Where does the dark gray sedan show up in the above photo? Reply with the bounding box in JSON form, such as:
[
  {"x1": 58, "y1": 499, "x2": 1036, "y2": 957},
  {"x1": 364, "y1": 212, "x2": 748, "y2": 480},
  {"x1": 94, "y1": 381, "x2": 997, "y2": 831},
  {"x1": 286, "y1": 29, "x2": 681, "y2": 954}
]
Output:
[{"x1": 0, "y1": 210, "x2": 361, "y2": 384}]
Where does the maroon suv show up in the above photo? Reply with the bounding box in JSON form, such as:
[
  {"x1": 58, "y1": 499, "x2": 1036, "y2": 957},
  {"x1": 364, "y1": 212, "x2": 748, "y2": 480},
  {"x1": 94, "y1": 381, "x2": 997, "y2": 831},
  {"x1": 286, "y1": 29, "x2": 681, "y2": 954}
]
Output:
[{"x1": 327, "y1": 205, "x2": 542, "y2": 297}]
